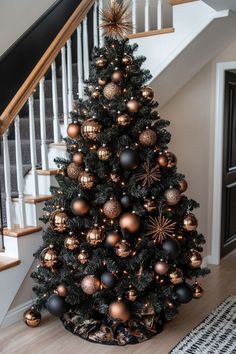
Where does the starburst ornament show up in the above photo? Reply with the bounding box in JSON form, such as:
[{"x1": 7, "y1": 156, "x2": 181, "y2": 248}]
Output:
[
  {"x1": 136, "y1": 162, "x2": 161, "y2": 187},
  {"x1": 146, "y1": 214, "x2": 176, "y2": 243},
  {"x1": 100, "y1": 0, "x2": 133, "y2": 39}
]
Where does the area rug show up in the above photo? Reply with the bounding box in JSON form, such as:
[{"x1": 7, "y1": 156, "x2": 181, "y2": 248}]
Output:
[{"x1": 170, "y1": 295, "x2": 236, "y2": 354}]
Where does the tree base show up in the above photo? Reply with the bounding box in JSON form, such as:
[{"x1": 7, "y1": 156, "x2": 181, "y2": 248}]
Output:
[{"x1": 61, "y1": 311, "x2": 163, "y2": 346}]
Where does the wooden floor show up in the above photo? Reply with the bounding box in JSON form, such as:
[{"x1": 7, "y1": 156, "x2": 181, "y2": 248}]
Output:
[{"x1": 0, "y1": 250, "x2": 236, "y2": 354}]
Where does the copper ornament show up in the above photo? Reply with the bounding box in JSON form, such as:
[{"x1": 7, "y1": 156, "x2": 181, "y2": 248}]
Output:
[
  {"x1": 91, "y1": 89, "x2": 101, "y2": 99},
  {"x1": 81, "y1": 275, "x2": 100, "y2": 295},
  {"x1": 122, "y1": 54, "x2": 133, "y2": 66},
  {"x1": 81, "y1": 119, "x2": 101, "y2": 140},
  {"x1": 164, "y1": 188, "x2": 181, "y2": 206},
  {"x1": 103, "y1": 199, "x2": 122, "y2": 219},
  {"x1": 146, "y1": 213, "x2": 176, "y2": 243},
  {"x1": 192, "y1": 282, "x2": 204, "y2": 299},
  {"x1": 117, "y1": 113, "x2": 131, "y2": 126},
  {"x1": 77, "y1": 250, "x2": 89, "y2": 264},
  {"x1": 144, "y1": 198, "x2": 157, "y2": 213},
  {"x1": 50, "y1": 210, "x2": 68, "y2": 233},
  {"x1": 112, "y1": 70, "x2": 123, "y2": 83},
  {"x1": 71, "y1": 197, "x2": 89, "y2": 216},
  {"x1": 157, "y1": 153, "x2": 168, "y2": 167},
  {"x1": 105, "y1": 231, "x2": 121, "y2": 247},
  {"x1": 126, "y1": 99, "x2": 140, "y2": 113},
  {"x1": 86, "y1": 227, "x2": 105, "y2": 246},
  {"x1": 166, "y1": 152, "x2": 177, "y2": 168},
  {"x1": 40, "y1": 245, "x2": 58, "y2": 269},
  {"x1": 24, "y1": 309, "x2": 41, "y2": 327},
  {"x1": 141, "y1": 86, "x2": 154, "y2": 101},
  {"x1": 98, "y1": 77, "x2": 107, "y2": 86},
  {"x1": 188, "y1": 250, "x2": 202, "y2": 268},
  {"x1": 108, "y1": 300, "x2": 130, "y2": 322},
  {"x1": 139, "y1": 128, "x2": 157, "y2": 147},
  {"x1": 115, "y1": 240, "x2": 132, "y2": 258},
  {"x1": 125, "y1": 288, "x2": 138, "y2": 301},
  {"x1": 119, "y1": 212, "x2": 140, "y2": 233},
  {"x1": 79, "y1": 171, "x2": 95, "y2": 189},
  {"x1": 179, "y1": 178, "x2": 188, "y2": 193},
  {"x1": 169, "y1": 268, "x2": 184, "y2": 284},
  {"x1": 64, "y1": 235, "x2": 80, "y2": 251},
  {"x1": 73, "y1": 152, "x2": 84, "y2": 165},
  {"x1": 56, "y1": 284, "x2": 68, "y2": 297},
  {"x1": 153, "y1": 261, "x2": 169, "y2": 275},
  {"x1": 67, "y1": 162, "x2": 83, "y2": 180},
  {"x1": 67, "y1": 122, "x2": 81, "y2": 139},
  {"x1": 183, "y1": 213, "x2": 198, "y2": 231},
  {"x1": 97, "y1": 146, "x2": 111, "y2": 161},
  {"x1": 103, "y1": 82, "x2": 122, "y2": 100},
  {"x1": 96, "y1": 56, "x2": 107, "y2": 68}
]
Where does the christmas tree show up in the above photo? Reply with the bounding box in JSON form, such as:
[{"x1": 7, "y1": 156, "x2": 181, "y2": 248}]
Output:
[{"x1": 25, "y1": 1, "x2": 209, "y2": 345}]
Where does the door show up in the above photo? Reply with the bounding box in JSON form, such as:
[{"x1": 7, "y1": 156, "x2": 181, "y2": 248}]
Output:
[{"x1": 221, "y1": 70, "x2": 236, "y2": 257}]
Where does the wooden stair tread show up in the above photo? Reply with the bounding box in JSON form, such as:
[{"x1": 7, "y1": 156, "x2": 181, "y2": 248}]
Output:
[
  {"x1": 128, "y1": 27, "x2": 174, "y2": 40},
  {"x1": 30, "y1": 169, "x2": 58, "y2": 176},
  {"x1": 12, "y1": 195, "x2": 52, "y2": 204},
  {"x1": 169, "y1": 0, "x2": 198, "y2": 5},
  {"x1": 3, "y1": 225, "x2": 42, "y2": 237},
  {"x1": 0, "y1": 256, "x2": 21, "y2": 272}
]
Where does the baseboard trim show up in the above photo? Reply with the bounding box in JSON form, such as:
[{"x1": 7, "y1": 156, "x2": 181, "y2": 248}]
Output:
[{"x1": 1, "y1": 299, "x2": 34, "y2": 328}]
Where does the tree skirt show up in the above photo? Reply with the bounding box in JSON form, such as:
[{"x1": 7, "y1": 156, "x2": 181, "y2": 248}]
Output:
[
  {"x1": 62, "y1": 311, "x2": 163, "y2": 345},
  {"x1": 170, "y1": 295, "x2": 236, "y2": 354}
]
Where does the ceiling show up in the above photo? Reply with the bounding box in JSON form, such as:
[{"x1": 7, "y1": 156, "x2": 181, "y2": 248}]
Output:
[{"x1": 203, "y1": 0, "x2": 236, "y2": 13}]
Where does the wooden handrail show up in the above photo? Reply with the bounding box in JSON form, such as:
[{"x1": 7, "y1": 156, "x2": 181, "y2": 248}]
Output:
[{"x1": 0, "y1": 0, "x2": 95, "y2": 135}]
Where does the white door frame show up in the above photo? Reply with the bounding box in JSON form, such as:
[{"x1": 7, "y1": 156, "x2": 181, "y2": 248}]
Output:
[{"x1": 211, "y1": 61, "x2": 236, "y2": 265}]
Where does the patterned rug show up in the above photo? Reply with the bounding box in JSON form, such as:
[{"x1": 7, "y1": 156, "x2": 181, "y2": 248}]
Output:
[{"x1": 170, "y1": 295, "x2": 236, "y2": 354}]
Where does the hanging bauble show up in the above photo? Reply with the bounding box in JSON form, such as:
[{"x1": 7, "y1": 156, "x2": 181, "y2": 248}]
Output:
[
  {"x1": 67, "y1": 122, "x2": 81, "y2": 139},
  {"x1": 103, "y1": 82, "x2": 122, "y2": 100},
  {"x1": 64, "y1": 235, "x2": 80, "y2": 251},
  {"x1": 192, "y1": 282, "x2": 204, "y2": 299},
  {"x1": 115, "y1": 240, "x2": 132, "y2": 258},
  {"x1": 46, "y1": 294, "x2": 69, "y2": 317},
  {"x1": 105, "y1": 231, "x2": 121, "y2": 247},
  {"x1": 112, "y1": 70, "x2": 123, "y2": 83},
  {"x1": 103, "y1": 199, "x2": 122, "y2": 219},
  {"x1": 96, "y1": 55, "x2": 107, "y2": 68},
  {"x1": 157, "y1": 153, "x2": 168, "y2": 167},
  {"x1": 86, "y1": 227, "x2": 105, "y2": 246},
  {"x1": 119, "y1": 148, "x2": 140, "y2": 170},
  {"x1": 162, "y1": 238, "x2": 181, "y2": 259},
  {"x1": 81, "y1": 275, "x2": 100, "y2": 295},
  {"x1": 73, "y1": 151, "x2": 84, "y2": 165},
  {"x1": 126, "y1": 98, "x2": 140, "y2": 113},
  {"x1": 24, "y1": 309, "x2": 41, "y2": 327},
  {"x1": 119, "y1": 212, "x2": 140, "y2": 233},
  {"x1": 79, "y1": 170, "x2": 95, "y2": 189},
  {"x1": 120, "y1": 194, "x2": 132, "y2": 208},
  {"x1": 188, "y1": 250, "x2": 202, "y2": 268},
  {"x1": 108, "y1": 300, "x2": 130, "y2": 322},
  {"x1": 81, "y1": 119, "x2": 101, "y2": 140},
  {"x1": 122, "y1": 54, "x2": 133, "y2": 66},
  {"x1": 174, "y1": 283, "x2": 193, "y2": 304},
  {"x1": 139, "y1": 128, "x2": 157, "y2": 147},
  {"x1": 71, "y1": 197, "x2": 89, "y2": 216},
  {"x1": 164, "y1": 187, "x2": 181, "y2": 206},
  {"x1": 101, "y1": 272, "x2": 117, "y2": 288},
  {"x1": 67, "y1": 162, "x2": 83, "y2": 180},
  {"x1": 91, "y1": 89, "x2": 101, "y2": 99},
  {"x1": 50, "y1": 210, "x2": 68, "y2": 233},
  {"x1": 117, "y1": 113, "x2": 131, "y2": 126},
  {"x1": 144, "y1": 198, "x2": 157, "y2": 213},
  {"x1": 153, "y1": 261, "x2": 169, "y2": 275},
  {"x1": 56, "y1": 284, "x2": 68, "y2": 297},
  {"x1": 179, "y1": 178, "x2": 188, "y2": 193},
  {"x1": 110, "y1": 172, "x2": 120, "y2": 183},
  {"x1": 40, "y1": 245, "x2": 58, "y2": 269},
  {"x1": 125, "y1": 287, "x2": 138, "y2": 301},
  {"x1": 77, "y1": 250, "x2": 89, "y2": 264},
  {"x1": 141, "y1": 86, "x2": 154, "y2": 101},
  {"x1": 98, "y1": 77, "x2": 107, "y2": 86},
  {"x1": 166, "y1": 152, "x2": 177, "y2": 168},
  {"x1": 169, "y1": 268, "x2": 184, "y2": 285},
  {"x1": 183, "y1": 213, "x2": 198, "y2": 231},
  {"x1": 97, "y1": 145, "x2": 111, "y2": 161}
]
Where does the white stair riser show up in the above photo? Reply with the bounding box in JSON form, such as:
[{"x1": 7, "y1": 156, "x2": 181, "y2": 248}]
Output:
[
  {"x1": 48, "y1": 143, "x2": 68, "y2": 169},
  {"x1": 12, "y1": 202, "x2": 46, "y2": 227},
  {"x1": 24, "y1": 174, "x2": 57, "y2": 195}
]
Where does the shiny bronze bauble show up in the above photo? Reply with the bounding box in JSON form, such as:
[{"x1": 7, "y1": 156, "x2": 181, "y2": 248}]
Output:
[
  {"x1": 154, "y1": 261, "x2": 169, "y2": 275},
  {"x1": 79, "y1": 171, "x2": 95, "y2": 189},
  {"x1": 96, "y1": 56, "x2": 107, "y2": 68},
  {"x1": 67, "y1": 122, "x2": 81, "y2": 139},
  {"x1": 81, "y1": 119, "x2": 101, "y2": 140},
  {"x1": 103, "y1": 199, "x2": 122, "y2": 219},
  {"x1": 157, "y1": 153, "x2": 168, "y2": 167},
  {"x1": 24, "y1": 309, "x2": 41, "y2": 327},
  {"x1": 71, "y1": 197, "x2": 89, "y2": 216},
  {"x1": 192, "y1": 282, "x2": 203, "y2": 299},
  {"x1": 144, "y1": 198, "x2": 157, "y2": 213},
  {"x1": 125, "y1": 287, "x2": 138, "y2": 301},
  {"x1": 115, "y1": 240, "x2": 132, "y2": 258},
  {"x1": 166, "y1": 152, "x2": 177, "y2": 168},
  {"x1": 139, "y1": 128, "x2": 157, "y2": 147},
  {"x1": 108, "y1": 300, "x2": 130, "y2": 322},
  {"x1": 73, "y1": 151, "x2": 84, "y2": 165},
  {"x1": 98, "y1": 77, "x2": 107, "y2": 86},
  {"x1": 50, "y1": 210, "x2": 68, "y2": 233},
  {"x1": 122, "y1": 54, "x2": 133, "y2": 66},
  {"x1": 86, "y1": 227, "x2": 105, "y2": 246},
  {"x1": 119, "y1": 212, "x2": 140, "y2": 233},
  {"x1": 126, "y1": 99, "x2": 140, "y2": 113},
  {"x1": 91, "y1": 89, "x2": 101, "y2": 99},
  {"x1": 64, "y1": 235, "x2": 80, "y2": 251},
  {"x1": 110, "y1": 172, "x2": 120, "y2": 183},
  {"x1": 164, "y1": 188, "x2": 181, "y2": 206},
  {"x1": 81, "y1": 275, "x2": 100, "y2": 295},
  {"x1": 179, "y1": 179, "x2": 188, "y2": 193},
  {"x1": 67, "y1": 162, "x2": 83, "y2": 180},
  {"x1": 56, "y1": 284, "x2": 68, "y2": 297},
  {"x1": 112, "y1": 70, "x2": 123, "y2": 83},
  {"x1": 169, "y1": 268, "x2": 184, "y2": 285},
  {"x1": 97, "y1": 145, "x2": 111, "y2": 161},
  {"x1": 141, "y1": 86, "x2": 154, "y2": 101},
  {"x1": 77, "y1": 250, "x2": 89, "y2": 264},
  {"x1": 105, "y1": 231, "x2": 121, "y2": 247},
  {"x1": 117, "y1": 113, "x2": 131, "y2": 126},
  {"x1": 183, "y1": 213, "x2": 198, "y2": 231},
  {"x1": 103, "y1": 82, "x2": 122, "y2": 100},
  {"x1": 188, "y1": 250, "x2": 202, "y2": 268},
  {"x1": 40, "y1": 245, "x2": 58, "y2": 269}
]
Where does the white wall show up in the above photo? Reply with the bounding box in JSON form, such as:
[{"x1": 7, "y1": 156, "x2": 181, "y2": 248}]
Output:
[{"x1": 0, "y1": 0, "x2": 56, "y2": 56}]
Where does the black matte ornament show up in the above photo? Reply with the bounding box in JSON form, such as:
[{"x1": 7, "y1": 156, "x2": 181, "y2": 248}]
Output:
[
  {"x1": 120, "y1": 195, "x2": 132, "y2": 208},
  {"x1": 162, "y1": 238, "x2": 181, "y2": 259},
  {"x1": 174, "y1": 283, "x2": 193, "y2": 304},
  {"x1": 120, "y1": 149, "x2": 140, "y2": 170},
  {"x1": 101, "y1": 272, "x2": 117, "y2": 288},
  {"x1": 46, "y1": 294, "x2": 69, "y2": 317}
]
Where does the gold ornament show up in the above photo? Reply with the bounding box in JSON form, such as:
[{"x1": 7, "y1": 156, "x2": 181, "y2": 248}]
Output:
[
  {"x1": 97, "y1": 145, "x2": 111, "y2": 161},
  {"x1": 91, "y1": 89, "x2": 101, "y2": 99},
  {"x1": 86, "y1": 227, "x2": 105, "y2": 246},
  {"x1": 157, "y1": 153, "x2": 168, "y2": 167},
  {"x1": 192, "y1": 281, "x2": 203, "y2": 299},
  {"x1": 136, "y1": 161, "x2": 161, "y2": 187},
  {"x1": 103, "y1": 82, "x2": 122, "y2": 100},
  {"x1": 122, "y1": 54, "x2": 133, "y2": 66},
  {"x1": 112, "y1": 70, "x2": 123, "y2": 83},
  {"x1": 50, "y1": 210, "x2": 68, "y2": 233},
  {"x1": 126, "y1": 99, "x2": 140, "y2": 113},
  {"x1": 24, "y1": 309, "x2": 41, "y2": 327},
  {"x1": 98, "y1": 77, "x2": 107, "y2": 86},
  {"x1": 56, "y1": 284, "x2": 68, "y2": 297},
  {"x1": 67, "y1": 162, "x2": 83, "y2": 180},
  {"x1": 179, "y1": 179, "x2": 188, "y2": 193},
  {"x1": 40, "y1": 245, "x2": 58, "y2": 269},
  {"x1": 71, "y1": 197, "x2": 89, "y2": 216},
  {"x1": 115, "y1": 240, "x2": 132, "y2": 258},
  {"x1": 166, "y1": 152, "x2": 177, "y2": 168},
  {"x1": 79, "y1": 170, "x2": 95, "y2": 189},
  {"x1": 117, "y1": 113, "x2": 131, "y2": 126},
  {"x1": 96, "y1": 56, "x2": 107, "y2": 68},
  {"x1": 188, "y1": 250, "x2": 202, "y2": 268},
  {"x1": 81, "y1": 119, "x2": 101, "y2": 140},
  {"x1": 146, "y1": 213, "x2": 176, "y2": 243},
  {"x1": 153, "y1": 261, "x2": 169, "y2": 275},
  {"x1": 67, "y1": 122, "x2": 81, "y2": 139},
  {"x1": 108, "y1": 300, "x2": 130, "y2": 322},
  {"x1": 81, "y1": 275, "x2": 100, "y2": 295},
  {"x1": 139, "y1": 128, "x2": 157, "y2": 147},
  {"x1": 119, "y1": 212, "x2": 140, "y2": 233},
  {"x1": 73, "y1": 151, "x2": 84, "y2": 165},
  {"x1": 144, "y1": 198, "x2": 157, "y2": 213},
  {"x1": 169, "y1": 268, "x2": 183, "y2": 284},
  {"x1": 141, "y1": 86, "x2": 154, "y2": 101},
  {"x1": 77, "y1": 250, "x2": 89, "y2": 264},
  {"x1": 125, "y1": 287, "x2": 138, "y2": 301},
  {"x1": 183, "y1": 213, "x2": 198, "y2": 231},
  {"x1": 64, "y1": 235, "x2": 80, "y2": 251},
  {"x1": 103, "y1": 199, "x2": 122, "y2": 219},
  {"x1": 110, "y1": 172, "x2": 120, "y2": 183},
  {"x1": 164, "y1": 188, "x2": 181, "y2": 206},
  {"x1": 105, "y1": 231, "x2": 121, "y2": 247}
]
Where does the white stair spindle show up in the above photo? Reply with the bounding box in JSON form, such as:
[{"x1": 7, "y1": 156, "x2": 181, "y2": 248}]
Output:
[
  {"x1": 28, "y1": 95, "x2": 39, "y2": 197},
  {"x1": 83, "y1": 16, "x2": 89, "y2": 81},
  {"x1": 93, "y1": 1, "x2": 99, "y2": 48},
  {"x1": 99, "y1": 0, "x2": 104, "y2": 47},
  {"x1": 132, "y1": 0, "x2": 137, "y2": 34},
  {"x1": 77, "y1": 25, "x2": 84, "y2": 99},
  {"x1": 67, "y1": 38, "x2": 73, "y2": 113},
  {"x1": 14, "y1": 115, "x2": 26, "y2": 228},
  {"x1": 157, "y1": 0, "x2": 163, "y2": 30},
  {"x1": 39, "y1": 77, "x2": 49, "y2": 170},
  {"x1": 51, "y1": 60, "x2": 61, "y2": 144},
  {"x1": 145, "y1": 0, "x2": 150, "y2": 32},
  {"x1": 2, "y1": 131, "x2": 13, "y2": 229},
  {"x1": 61, "y1": 47, "x2": 69, "y2": 136}
]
